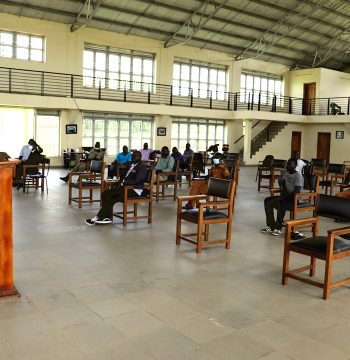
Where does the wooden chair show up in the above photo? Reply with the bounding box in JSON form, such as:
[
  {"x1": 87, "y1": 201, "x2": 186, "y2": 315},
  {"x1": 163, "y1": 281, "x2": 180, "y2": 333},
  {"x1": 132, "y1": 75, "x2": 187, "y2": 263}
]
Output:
[
  {"x1": 192, "y1": 152, "x2": 206, "y2": 178},
  {"x1": 256, "y1": 155, "x2": 274, "y2": 182},
  {"x1": 282, "y1": 217, "x2": 350, "y2": 299},
  {"x1": 23, "y1": 158, "x2": 50, "y2": 194},
  {"x1": 176, "y1": 178, "x2": 236, "y2": 253},
  {"x1": 22, "y1": 161, "x2": 45, "y2": 193},
  {"x1": 113, "y1": 169, "x2": 154, "y2": 227},
  {"x1": 153, "y1": 160, "x2": 179, "y2": 202},
  {"x1": 310, "y1": 158, "x2": 327, "y2": 179},
  {"x1": 179, "y1": 156, "x2": 193, "y2": 187},
  {"x1": 319, "y1": 163, "x2": 345, "y2": 195},
  {"x1": 258, "y1": 158, "x2": 286, "y2": 191},
  {"x1": 68, "y1": 160, "x2": 105, "y2": 208}
]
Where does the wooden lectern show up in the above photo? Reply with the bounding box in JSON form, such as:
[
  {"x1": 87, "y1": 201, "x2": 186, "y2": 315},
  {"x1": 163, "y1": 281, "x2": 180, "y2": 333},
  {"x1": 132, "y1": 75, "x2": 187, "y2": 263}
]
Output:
[{"x1": 0, "y1": 161, "x2": 19, "y2": 297}]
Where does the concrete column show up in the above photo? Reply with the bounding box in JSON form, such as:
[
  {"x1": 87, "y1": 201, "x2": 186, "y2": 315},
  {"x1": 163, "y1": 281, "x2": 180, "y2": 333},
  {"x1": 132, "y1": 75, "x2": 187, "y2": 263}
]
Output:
[{"x1": 243, "y1": 119, "x2": 252, "y2": 164}]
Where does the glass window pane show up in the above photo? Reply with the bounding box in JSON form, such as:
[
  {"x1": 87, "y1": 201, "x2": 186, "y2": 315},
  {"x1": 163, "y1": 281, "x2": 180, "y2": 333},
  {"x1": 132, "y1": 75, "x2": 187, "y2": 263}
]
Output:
[
  {"x1": 107, "y1": 120, "x2": 118, "y2": 137},
  {"x1": 240, "y1": 74, "x2": 246, "y2": 87},
  {"x1": 121, "y1": 56, "x2": 131, "y2": 73},
  {"x1": 133, "y1": 58, "x2": 142, "y2": 75},
  {"x1": 218, "y1": 70, "x2": 226, "y2": 86},
  {"x1": 254, "y1": 77, "x2": 261, "y2": 91},
  {"x1": 31, "y1": 36, "x2": 43, "y2": 49},
  {"x1": 198, "y1": 125, "x2": 206, "y2": 139},
  {"x1": 0, "y1": 45, "x2": 12, "y2": 57},
  {"x1": 268, "y1": 79, "x2": 275, "y2": 92},
  {"x1": 261, "y1": 78, "x2": 268, "y2": 92},
  {"x1": 17, "y1": 34, "x2": 29, "y2": 47},
  {"x1": 120, "y1": 121, "x2": 129, "y2": 137},
  {"x1": 192, "y1": 66, "x2": 199, "y2": 81},
  {"x1": 173, "y1": 64, "x2": 180, "y2": 79},
  {"x1": 94, "y1": 119, "x2": 105, "y2": 137},
  {"x1": 181, "y1": 65, "x2": 190, "y2": 80},
  {"x1": 84, "y1": 50, "x2": 94, "y2": 68},
  {"x1": 246, "y1": 75, "x2": 253, "y2": 90},
  {"x1": 200, "y1": 68, "x2": 208, "y2": 82},
  {"x1": 30, "y1": 49, "x2": 42, "y2": 61},
  {"x1": 107, "y1": 138, "x2": 117, "y2": 156},
  {"x1": 216, "y1": 126, "x2": 223, "y2": 140},
  {"x1": 209, "y1": 69, "x2": 217, "y2": 84},
  {"x1": 35, "y1": 115, "x2": 59, "y2": 157},
  {"x1": 17, "y1": 47, "x2": 29, "y2": 59},
  {"x1": 142, "y1": 122, "x2": 152, "y2": 138},
  {"x1": 143, "y1": 59, "x2": 153, "y2": 76},
  {"x1": 179, "y1": 124, "x2": 187, "y2": 138},
  {"x1": 95, "y1": 52, "x2": 106, "y2": 70},
  {"x1": 83, "y1": 119, "x2": 93, "y2": 136},
  {"x1": 0, "y1": 32, "x2": 13, "y2": 45},
  {"x1": 198, "y1": 140, "x2": 206, "y2": 151},
  {"x1": 83, "y1": 69, "x2": 94, "y2": 86},
  {"x1": 109, "y1": 54, "x2": 119, "y2": 71}
]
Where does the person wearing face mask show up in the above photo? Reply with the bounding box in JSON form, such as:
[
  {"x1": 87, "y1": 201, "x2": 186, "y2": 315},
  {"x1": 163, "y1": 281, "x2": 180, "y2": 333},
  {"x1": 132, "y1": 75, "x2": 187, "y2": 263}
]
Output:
[
  {"x1": 183, "y1": 156, "x2": 231, "y2": 210},
  {"x1": 60, "y1": 142, "x2": 104, "y2": 182},
  {"x1": 13, "y1": 139, "x2": 43, "y2": 186}
]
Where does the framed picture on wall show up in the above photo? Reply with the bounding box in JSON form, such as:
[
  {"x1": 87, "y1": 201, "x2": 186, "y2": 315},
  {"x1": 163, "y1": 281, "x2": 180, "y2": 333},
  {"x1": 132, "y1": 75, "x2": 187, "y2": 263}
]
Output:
[
  {"x1": 336, "y1": 131, "x2": 344, "y2": 139},
  {"x1": 66, "y1": 124, "x2": 77, "y2": 134},
  {"x1": 157, "y1": 127, "x2": 166, "y2": 136}
]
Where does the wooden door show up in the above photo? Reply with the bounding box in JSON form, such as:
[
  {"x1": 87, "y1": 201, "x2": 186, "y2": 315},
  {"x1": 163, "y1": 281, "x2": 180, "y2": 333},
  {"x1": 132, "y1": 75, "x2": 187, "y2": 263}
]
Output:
[
  {"x1": 303, "y1": 83, "x2": 316, "y2": 115},
  {"x1": 317, "y1": 132, "x2": 331, "y2": 164},
  {"x1": 291, "y1": 131, "x2": 302, "y2": 155}
]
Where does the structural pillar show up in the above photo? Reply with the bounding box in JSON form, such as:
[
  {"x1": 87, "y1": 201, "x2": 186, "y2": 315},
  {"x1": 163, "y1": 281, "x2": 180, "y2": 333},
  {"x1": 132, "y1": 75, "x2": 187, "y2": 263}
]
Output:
[
  {"x1": 0, "y1": 161, "x2": 19, "y2": 298},
  {"x1": 243, "y1": 119, "x2": 252, "y2": 164}
]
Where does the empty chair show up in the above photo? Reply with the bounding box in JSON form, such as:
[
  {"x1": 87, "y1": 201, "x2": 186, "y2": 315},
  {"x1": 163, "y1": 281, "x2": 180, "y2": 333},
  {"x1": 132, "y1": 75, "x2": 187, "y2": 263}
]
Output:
[
  {"x1": 319, "y1": 163, "x2": 345, "y2": 195},
  {"x1": 176, "y1": 178, "x2": 236, "y2": 253},
  {"x1": 153, "y1": 160, "x2": 179, "y2": 202}
]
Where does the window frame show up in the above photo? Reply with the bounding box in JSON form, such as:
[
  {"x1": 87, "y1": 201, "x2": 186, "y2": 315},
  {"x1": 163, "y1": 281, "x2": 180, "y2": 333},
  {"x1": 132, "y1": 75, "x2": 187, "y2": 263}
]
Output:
[
  {"x1": 173, "y1": 59, "x2": 227, "y2": 100},
  {"x1": 0, "y1": 29, "x2": 44, "y2": 62},
  {"x1": 171, "y1": 118, "x2": 226, "y2": 152},
  {"x1": 83, "y1": 44, "x2": 155, "y2": 92},
  {"x1": 35, "y1": 111, "x2": 60, "y2": 157}
]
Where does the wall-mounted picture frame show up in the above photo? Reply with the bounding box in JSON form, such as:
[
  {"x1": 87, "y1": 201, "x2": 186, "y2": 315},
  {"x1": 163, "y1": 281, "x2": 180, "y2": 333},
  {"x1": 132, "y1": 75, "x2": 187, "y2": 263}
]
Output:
[
  {"x1": 336, "y1": 130, "x2": 344, "y2": 139},
  {"x1": 157, "y1": 127, "x2": 166, "y2": 136},
  {"x1": 66, "y1": 124, "x2": 77, "y2": 134}
]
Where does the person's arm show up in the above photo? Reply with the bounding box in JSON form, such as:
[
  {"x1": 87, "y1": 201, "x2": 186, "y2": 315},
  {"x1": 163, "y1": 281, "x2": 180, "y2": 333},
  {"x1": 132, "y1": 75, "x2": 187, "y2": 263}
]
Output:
[
  {"x1": 96, "y1": 150, "x2": 104, "y2": 160},
  {"x1": 123, "y1": 165, "x2": 147, "y2": 186},
  {"x1": 223, "y1": 166, "x2": 231, "y2": 179},
  {"x1": 87, "y1": 149, "x2": 96, "y2": 160},
  {"x1": 35, "y1": 142, "x2": 43, "y2": 154}
]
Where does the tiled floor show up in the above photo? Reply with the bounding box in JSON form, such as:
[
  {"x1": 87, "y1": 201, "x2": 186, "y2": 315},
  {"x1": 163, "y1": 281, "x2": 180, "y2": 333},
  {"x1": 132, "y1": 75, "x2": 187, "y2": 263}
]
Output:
[{"x1": 1, "y1": 167, "x2": 350, "y2": 359}]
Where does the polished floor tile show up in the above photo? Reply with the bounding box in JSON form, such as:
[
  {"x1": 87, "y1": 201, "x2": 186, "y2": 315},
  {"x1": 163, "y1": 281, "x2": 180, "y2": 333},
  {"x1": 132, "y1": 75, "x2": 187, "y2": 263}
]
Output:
[{"x1": 0, "y1": 166, "x2": 349, "y2": 359}]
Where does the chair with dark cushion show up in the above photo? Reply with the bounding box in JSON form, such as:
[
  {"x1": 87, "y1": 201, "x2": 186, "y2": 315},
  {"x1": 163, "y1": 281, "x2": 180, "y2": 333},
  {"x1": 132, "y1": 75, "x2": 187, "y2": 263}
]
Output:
[
  {"x1": 113, "y1": 169, "x2": 154, "y2": 227},
  {"x1": 23, "y1": 157, "x2": 50, "y2": 194},
  {"x1": 176, "y1": 178, "x2": 236, "y2": 253},
  {"x1": 310, "y1": 158, "x2": 327, "y2": 178},
  {"x1": 192, "y1": 152, "x2": 205, "y2": 178},
  {"x1": 153, "y1": 160, "x2": 180, "y2": 202},
  {"x1": 68, "y1": 160, "x2": 105, "y2": 208},
  {"x1": 258, "y1": 157, "x2": 286, "y2": 192},
  {"x1": 282, "y1": 216, "x2": 350, "y2": 299},
  {"x1": 319, "y1": 163, "x2": 345, "y2": 195}
]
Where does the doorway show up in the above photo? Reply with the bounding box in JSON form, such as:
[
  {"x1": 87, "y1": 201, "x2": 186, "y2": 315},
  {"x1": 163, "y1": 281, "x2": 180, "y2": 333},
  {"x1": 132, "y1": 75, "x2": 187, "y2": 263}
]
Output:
[
  {"x1": 291, "y1": 131, "x2": 302, "y2": 156},
  {"x1": 303, "y1": 83, "x2": 316, "y2": 115},
  {"x1": 317, "y1": 132, "x2": 331, "y2": 164}
]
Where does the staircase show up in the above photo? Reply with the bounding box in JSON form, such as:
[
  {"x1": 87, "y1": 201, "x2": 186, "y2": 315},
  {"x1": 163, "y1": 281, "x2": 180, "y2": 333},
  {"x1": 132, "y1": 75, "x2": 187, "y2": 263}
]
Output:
[{"x1": 250, "y1": 121, "x2": 287, "y2": 157}]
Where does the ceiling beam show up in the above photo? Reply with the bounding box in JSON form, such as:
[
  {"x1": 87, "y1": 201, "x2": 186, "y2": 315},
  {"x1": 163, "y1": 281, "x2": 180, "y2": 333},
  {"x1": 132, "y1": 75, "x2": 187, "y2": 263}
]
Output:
[
  {"x1": 70, "y1": 0, "x2": 102, "y2": 32},
  {"x1": 164, "y1": 0, "x2": 229, "y2": 48}
]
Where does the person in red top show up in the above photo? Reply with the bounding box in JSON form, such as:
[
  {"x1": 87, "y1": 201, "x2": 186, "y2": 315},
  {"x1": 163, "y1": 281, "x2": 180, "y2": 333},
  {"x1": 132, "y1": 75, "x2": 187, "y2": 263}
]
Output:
[{"x1": 183, "y1": 158, "x2": 231, "y2": 209}]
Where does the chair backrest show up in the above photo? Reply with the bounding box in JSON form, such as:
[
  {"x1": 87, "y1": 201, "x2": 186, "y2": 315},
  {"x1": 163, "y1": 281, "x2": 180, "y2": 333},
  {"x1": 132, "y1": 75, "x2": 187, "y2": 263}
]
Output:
[
  {"x1": 272, "y1": 159, "x2": 286, "y2": 169},
  {"x1": 262, "y1": 155, "x2": 274, "y2": 167},
  {"x1": 317, "y1": 194, "x2": 350, "y2": 221},
  {"x1": 226, "y1": 153, "x2": 239, "y2": 161},
  {"x1": 90, "y1": 160, "x2": 104, "y2": 173},
  {"x1": 311, "y1": 158, "x2": 325, "y2": 167},
  {"x1": 327, "y1": 163, "x2": 344, "y2": 175},
  {"x1": 207, "y1": 178, "x2": 232, "y2": 199},
  {"x1": 192, "y1": 152, "x2": 205, "y2": 173},
  {"x1": 303, "y1": 174, "x2": 319, "y2": 192}
]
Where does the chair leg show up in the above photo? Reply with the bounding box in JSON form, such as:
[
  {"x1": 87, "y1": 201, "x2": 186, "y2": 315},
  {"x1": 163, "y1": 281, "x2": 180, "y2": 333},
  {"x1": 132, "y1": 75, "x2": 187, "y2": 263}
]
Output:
[
  {"x1": 68, "y1": 184, "x2": 72, "y2": 204},
  {"x1": 282, "y1": 246, "x2": 290, "y2": 285},
  {"x1": 45, "y1": 178, "x2": 48, "y2": 195},
  {"x1": 79, "y1": 188, "x2": 82, "y2": 208},
  {"x1": 156, "y1": 185, "x2": 159, "y2": 203},
  {"x1": 226, "y1": 220, "x2": 232, "y2": 249},
  {"x1": 123, "y1": 202, "x2": 128, "y2": 227},
  {"x1": 204, "y1": 224, "x2": 209, "y2": 241},
  {"x1": 134, "y1": 203, "x2": 138, "y2": 217},
  {"x1": 174, "y1": 183, "x2": 177, "y2": 201},
  {"x1": 162, "y1": 185, "x2": 165, "y2": 198},
  {"x1": 148, "y1": 200, "x2": 152, "y2": 224},
  {"x1": 258, "y1": 175, "x2": 261, "y2": 191},
  {"x1": 89, "y1": 189, "x2": 93, "y2": 203},
  {"x1": 309, "y1": 257, "x2": 316, "y2": 277},
  {"x1": 176, "y1": 216, "x2": 182, "y2": 245},
  {"x1": 323, "y1": 255, "x2": 333, "y2": 300},
  {"x1": 196, "y1": 220, "x2": 203, "y2": 253}
]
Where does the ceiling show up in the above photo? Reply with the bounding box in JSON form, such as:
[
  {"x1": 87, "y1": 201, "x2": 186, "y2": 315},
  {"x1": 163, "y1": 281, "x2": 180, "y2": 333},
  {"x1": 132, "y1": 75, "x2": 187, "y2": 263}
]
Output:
[{"x1": 1, "y1": 0, "x2": 350, "y2": 71}]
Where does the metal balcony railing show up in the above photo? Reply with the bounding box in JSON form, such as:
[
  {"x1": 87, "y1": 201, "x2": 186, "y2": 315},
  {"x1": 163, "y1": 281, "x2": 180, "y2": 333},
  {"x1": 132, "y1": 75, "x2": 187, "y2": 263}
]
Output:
[{"x1": 1, "y1": 66, "x2": 350, "y2": 116}]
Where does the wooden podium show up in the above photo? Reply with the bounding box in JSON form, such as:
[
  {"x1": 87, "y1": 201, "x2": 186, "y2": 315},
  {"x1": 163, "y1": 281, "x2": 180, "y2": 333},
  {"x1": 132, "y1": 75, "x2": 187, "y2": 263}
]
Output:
[{"x1": 0, "y1": 161, "x2": 19, "y2": 297}]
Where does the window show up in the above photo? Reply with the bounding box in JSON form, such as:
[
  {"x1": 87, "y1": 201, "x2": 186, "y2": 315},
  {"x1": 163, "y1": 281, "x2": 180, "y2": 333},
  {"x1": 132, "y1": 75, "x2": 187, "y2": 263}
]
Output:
[
  {"x1": 240, "y1": 72, "x2": 283, "y2": 106},
  {"x1": 0, "y1": 30, "x2": 44, "y2": 61},
  {"x1": 35, "y1": 112, "x2": 60, "y2": 157},
  {"x1": 171, "y1": 118, "x2": 225, "y2": 152},
  {"x1": 173, "y1": 59, "x2": 227, "y2": 100},
  {"x1": 83, "y1": 44, "x2": 154, "y2": 91},
  {"x1": 82, "y1": 113, "x2": 153, "y2": 155}
]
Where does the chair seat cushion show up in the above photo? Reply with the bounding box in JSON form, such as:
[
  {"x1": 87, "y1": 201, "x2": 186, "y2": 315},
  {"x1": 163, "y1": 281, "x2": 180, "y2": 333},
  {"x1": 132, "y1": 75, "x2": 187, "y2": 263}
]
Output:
[
  {"x1": 291, "y1": 236, "x2": 350, "y2": 254},
  {"x1": 182, "y1": 209, "x2": 228, "y2": 220},
  {"x1": 72, "y1": 181, "x2": 101, "y2": 188}
]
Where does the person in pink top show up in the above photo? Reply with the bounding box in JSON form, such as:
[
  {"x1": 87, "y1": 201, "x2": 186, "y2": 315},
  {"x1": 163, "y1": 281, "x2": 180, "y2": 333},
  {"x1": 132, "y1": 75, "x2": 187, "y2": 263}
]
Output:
[{"x1": 139, "y1": 142, "x2": 153, "y2": 161}]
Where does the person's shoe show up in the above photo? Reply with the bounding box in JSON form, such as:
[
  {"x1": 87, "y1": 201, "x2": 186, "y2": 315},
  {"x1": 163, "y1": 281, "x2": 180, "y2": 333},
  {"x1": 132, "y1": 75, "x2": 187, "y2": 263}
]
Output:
[
  {"x1": 95, "y1": 218, "x2": 112, "y2": 225},
  {"x1": 291, "y1": 231, "x2": 306, "y2": 240},
  {"x1": 85, "y1": 216, "x2": 98, "y2": 225},
  {"x1": 260, "y1": 227, "x2": 273, "y2": 233},
  {"x1": 60, "y1": 176, "x2": 68, "y2": 183},
  {"x1": 271, "y1": 229, "x2": 283, "y2": 236}
]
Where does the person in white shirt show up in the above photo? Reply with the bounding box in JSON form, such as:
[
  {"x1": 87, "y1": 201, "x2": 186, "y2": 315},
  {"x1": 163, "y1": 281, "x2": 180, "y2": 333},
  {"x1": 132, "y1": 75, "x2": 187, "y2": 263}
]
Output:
[{"x1": 292, "y1": 151, "x2": 307, "y2": 174}]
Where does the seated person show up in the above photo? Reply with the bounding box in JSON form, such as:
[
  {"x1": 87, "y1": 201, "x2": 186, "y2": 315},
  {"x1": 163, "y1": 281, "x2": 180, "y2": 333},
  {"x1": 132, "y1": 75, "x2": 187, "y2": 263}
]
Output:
[
  {"x1": 139, "y1": 142, "x2": 153, "y2": 161},
  {"x1": 291, "y1": 150, "x2": 307, "y2": 174},
  {"x1": 60, "y1": 142, "x2": 104, "y2": 182},
  {"x1": 207, "y1": 144, "x2": 223, "y2": 160},
  {"x1": 335, "y1": 171, "x2": 350, "y2": 199},
  {"x1": 107, "y1": 145, "x2": 132, "y2": 179},
  {"x1": 330, "y1": 102, "x2": 343, "y2": 115},
  {"x1": 183, "y1": 157, "x2": 231, "y2": 210},
  {"x1": 222, "y1": 144, "x2": 229, "y2": 157},
  {"x1": 261, "y1": 158, "x2": 303, "y2": 236},
  {"x1": 85, "y1": 151, "x2": 148, "y2": 225},
  {"x1": 155, "y1": 146, "x2": 175, "y2": 176},
  {"x1": 171, "y1": 147, "x2": 185, "y2": 170},
  {"x1": 183, "y1": 143, "x2": 194, "y2": 169},
  {"x1": 14, "y1": 139, "x2": 43, "y2": 187}
]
